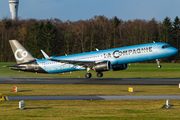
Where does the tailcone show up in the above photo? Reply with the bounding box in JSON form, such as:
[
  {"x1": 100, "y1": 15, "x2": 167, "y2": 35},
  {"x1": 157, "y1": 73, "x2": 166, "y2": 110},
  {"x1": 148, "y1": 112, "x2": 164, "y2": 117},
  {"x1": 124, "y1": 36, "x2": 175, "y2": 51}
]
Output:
[{"x1": 8, "y1": 64, "x2": 27, "y2": 71}]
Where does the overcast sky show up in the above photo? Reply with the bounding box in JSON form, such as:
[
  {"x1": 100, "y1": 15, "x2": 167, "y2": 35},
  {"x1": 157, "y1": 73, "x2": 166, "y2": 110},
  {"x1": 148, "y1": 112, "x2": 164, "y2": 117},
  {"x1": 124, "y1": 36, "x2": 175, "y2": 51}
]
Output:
[{"x1": 0, "y1": 0, "x2": 180, "y2": 22}]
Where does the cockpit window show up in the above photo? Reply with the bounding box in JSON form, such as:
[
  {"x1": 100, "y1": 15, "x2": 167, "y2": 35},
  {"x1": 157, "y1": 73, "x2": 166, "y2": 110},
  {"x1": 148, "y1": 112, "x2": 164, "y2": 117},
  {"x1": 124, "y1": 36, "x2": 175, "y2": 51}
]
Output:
[{"x1": 162, "y1": 45, "x2": 170, "y2": 49}]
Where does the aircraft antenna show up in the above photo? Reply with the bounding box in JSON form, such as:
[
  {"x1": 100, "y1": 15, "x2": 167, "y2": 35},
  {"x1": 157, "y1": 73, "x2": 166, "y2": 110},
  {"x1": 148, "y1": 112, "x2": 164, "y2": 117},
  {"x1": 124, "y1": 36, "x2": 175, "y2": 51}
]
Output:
[{"x1": 96, "y1": 48, "x2": 99, "y2": 51}]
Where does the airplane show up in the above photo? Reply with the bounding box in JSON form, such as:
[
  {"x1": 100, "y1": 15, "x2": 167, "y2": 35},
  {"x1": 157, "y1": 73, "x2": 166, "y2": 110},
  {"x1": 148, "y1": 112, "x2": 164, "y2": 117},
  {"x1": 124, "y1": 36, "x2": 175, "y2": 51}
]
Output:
[{"x1": 7, "y1": 40, "x2": 178, "y2": 78}]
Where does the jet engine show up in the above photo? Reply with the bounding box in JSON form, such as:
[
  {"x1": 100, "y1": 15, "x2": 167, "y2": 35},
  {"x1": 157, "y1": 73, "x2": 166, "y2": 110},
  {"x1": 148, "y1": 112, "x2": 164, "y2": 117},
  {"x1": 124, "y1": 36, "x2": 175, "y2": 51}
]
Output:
[
  {"x1": 112, "y1": 64, "x2": 128, "y2": 71},
  {"x1": 93, "y1": 61, "x2": 111, "y2": 72}
]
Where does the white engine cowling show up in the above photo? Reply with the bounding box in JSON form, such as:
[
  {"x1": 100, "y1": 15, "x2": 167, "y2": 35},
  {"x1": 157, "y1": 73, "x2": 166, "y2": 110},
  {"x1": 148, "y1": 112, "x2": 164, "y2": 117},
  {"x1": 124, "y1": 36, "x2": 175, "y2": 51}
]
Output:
[{"x1": 93, "y1": 61, "x2": 111, "y2": 72}]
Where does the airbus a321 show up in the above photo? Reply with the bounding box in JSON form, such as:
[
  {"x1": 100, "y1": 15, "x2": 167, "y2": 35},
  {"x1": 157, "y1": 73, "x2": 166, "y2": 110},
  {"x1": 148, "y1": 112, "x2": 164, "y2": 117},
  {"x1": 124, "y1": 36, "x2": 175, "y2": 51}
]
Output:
[{"x1": 7, "y1": 40, "x2": 178, "y2": 78}]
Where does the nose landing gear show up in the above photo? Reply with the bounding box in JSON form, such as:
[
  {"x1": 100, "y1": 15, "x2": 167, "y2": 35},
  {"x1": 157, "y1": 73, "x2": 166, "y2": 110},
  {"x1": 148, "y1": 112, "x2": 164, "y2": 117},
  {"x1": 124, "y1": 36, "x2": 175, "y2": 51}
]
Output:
[{"x1": 156, "y1": 59, "x2": 161, "y2": 68}]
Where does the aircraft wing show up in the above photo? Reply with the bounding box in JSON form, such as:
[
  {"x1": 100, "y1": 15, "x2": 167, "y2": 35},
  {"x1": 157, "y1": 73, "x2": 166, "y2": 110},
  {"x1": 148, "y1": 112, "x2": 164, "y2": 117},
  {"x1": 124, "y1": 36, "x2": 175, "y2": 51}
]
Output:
[
  {"x1": 50, "y1": 59, "x2": 95, "y2": 68},
  {"x1": 40, "y1": 49, "x2": 95, "y2": 67}
]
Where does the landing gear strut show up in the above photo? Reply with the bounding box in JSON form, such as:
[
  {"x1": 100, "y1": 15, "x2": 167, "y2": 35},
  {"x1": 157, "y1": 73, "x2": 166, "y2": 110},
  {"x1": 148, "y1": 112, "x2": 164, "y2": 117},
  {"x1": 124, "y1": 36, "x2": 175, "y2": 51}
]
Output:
[
  {"x1": 97, "y1": 72, "x2": 103, "y2": 78},
  {"x1": 85, "y1": 67, "x2": 92, "y2": 79},
  {"x1": 156, "y1": 59, "x2": 161, "y2": 68}
]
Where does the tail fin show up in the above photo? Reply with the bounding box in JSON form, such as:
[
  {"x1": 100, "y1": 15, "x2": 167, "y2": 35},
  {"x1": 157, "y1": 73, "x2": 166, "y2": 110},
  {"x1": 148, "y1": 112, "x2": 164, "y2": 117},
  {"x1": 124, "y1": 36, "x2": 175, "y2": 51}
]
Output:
[{"x1": 9, "y1": 40, "x2": 35, "y2": 64}]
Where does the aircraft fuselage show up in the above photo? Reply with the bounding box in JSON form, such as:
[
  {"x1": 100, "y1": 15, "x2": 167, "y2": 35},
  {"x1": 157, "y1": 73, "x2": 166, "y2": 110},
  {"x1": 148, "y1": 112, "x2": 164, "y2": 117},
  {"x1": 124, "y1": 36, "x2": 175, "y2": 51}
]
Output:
[{"x1": 10, "y1": 42, "x2": 178, "y2": 75}]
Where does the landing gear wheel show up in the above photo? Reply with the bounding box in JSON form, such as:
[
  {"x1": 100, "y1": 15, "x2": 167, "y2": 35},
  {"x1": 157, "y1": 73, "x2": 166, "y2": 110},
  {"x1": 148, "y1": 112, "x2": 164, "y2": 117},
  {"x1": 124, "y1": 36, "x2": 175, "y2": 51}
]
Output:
[
  {"x1": 85, "y1": 73, "x2": 92, "y2": 79},
  {"x1": 156, "y1": 59, "x2": 161, "y2": 69},
  {"x1": 97, "y1": 72, "x2": 103, "y2": 78},
  {"x1": 158, "y1": 65, "x2": 162, "y2": 68}
]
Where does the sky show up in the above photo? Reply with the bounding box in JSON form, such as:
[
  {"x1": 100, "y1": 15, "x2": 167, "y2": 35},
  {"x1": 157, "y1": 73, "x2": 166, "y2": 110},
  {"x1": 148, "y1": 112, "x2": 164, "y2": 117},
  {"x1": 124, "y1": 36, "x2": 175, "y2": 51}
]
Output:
[{"x1": 0, "y1": 0, "x2": 180, "y2": 22}]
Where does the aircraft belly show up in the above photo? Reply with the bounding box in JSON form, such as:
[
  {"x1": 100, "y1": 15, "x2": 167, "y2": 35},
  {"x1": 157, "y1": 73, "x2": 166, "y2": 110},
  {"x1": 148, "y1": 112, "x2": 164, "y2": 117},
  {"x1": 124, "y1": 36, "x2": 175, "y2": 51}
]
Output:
[
  {"x1": 18, "y1": 61, "x2": 47, "y2": 73},
  {"x1": 39, "y1": 63, "x2": 85, "y2": 73}
]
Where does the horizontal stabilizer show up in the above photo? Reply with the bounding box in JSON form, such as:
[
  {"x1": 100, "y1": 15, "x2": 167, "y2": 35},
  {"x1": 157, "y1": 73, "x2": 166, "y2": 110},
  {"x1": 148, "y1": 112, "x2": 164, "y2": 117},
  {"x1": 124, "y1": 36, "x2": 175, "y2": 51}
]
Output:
[{"x1": 3, "y1": 65, "x2": 9, "y2": 67}]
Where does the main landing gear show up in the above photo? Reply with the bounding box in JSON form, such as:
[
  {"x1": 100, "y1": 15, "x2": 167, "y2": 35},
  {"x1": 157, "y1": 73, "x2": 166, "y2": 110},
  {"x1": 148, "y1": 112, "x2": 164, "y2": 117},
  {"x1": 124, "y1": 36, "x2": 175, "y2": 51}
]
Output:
[
  {"x1": 85, "y1": 68, "x2": 104, "y2": 79},
  {"x1": 85, "y1": 72, "x2": 103, "y2": 78},
  {"x1": 156, "y1": 59, "x2": 161, "y2": 68},
  {"x1": 85, "y1": 67, "x2": 92, "y2": 79},
  {"x1": 85, "y1": 73, "x2": 92, "y2": 79},
  {"x1": 97, "y1": 72, "x2": 103, "y2": 78}
]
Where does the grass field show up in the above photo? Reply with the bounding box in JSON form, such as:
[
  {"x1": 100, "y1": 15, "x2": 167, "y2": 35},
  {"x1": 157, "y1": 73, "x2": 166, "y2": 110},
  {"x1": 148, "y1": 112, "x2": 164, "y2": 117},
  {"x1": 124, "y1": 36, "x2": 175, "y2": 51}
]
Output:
[
  {"x1": 1, "y1": 62, "x2": 180, "y2": 78},
  {"x1": 1, "y1": 100, "x2": 180, "y2": 120},
  {"x1": 1, "y1": 84, "x2": 179, "y2": 120},
  {"x1": 0, "y1": 84, "x2": 180, "y2": 96},
  {"x1": 1, "y1": 62, "x2": 180, "y2": 119}
]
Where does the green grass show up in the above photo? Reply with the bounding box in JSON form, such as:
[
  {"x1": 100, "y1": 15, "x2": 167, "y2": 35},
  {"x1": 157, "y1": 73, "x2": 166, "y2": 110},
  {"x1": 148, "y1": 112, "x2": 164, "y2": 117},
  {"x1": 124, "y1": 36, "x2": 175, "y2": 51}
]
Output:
[
  {"x1": 1, "y1": 62, "x2": 180, "y2": 78},
  {"x1": 1, "y1": 63, "x2": 180, "y2": 119},
  {"x1": 0, "y1": 84, "x2": 180, "y2": 96},
  {"x1": 1, "y1": 100, "x2": 180, "y2": 120}
]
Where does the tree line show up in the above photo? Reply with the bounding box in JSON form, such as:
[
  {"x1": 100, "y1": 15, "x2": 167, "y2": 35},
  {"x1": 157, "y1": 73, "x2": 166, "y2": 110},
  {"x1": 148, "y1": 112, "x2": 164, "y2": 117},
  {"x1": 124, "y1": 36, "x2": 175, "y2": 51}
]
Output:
[{"x1": 0, "y1": 15, "x2": 179, "y2": 63}]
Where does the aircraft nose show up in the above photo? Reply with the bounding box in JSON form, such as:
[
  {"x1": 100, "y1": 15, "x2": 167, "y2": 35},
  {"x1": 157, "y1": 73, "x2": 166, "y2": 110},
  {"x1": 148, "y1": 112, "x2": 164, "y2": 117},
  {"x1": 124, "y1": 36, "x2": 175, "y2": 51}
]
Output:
[{"x1": 171, "y1": 47, "x2": 178, "y2": 55}]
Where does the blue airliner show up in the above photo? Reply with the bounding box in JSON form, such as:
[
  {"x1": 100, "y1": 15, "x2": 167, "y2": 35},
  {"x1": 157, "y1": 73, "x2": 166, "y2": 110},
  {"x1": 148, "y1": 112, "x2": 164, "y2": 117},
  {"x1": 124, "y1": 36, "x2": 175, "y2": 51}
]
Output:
[{"x1": 8, "y1": 40, "x2": 178, "y2": 78}]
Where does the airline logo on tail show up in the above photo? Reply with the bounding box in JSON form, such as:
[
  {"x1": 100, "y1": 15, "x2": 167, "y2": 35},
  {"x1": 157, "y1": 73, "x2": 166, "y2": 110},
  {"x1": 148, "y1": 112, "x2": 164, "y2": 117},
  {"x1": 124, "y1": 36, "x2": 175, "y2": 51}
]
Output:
[{"x1": 15, "y1": 49, "x2": 28, "y2": 61}]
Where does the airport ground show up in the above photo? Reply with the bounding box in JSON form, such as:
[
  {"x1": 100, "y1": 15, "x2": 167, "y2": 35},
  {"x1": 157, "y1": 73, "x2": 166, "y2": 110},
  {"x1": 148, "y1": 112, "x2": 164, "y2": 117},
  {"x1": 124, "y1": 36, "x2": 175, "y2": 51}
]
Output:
[
  {"x1": 1, "y1": 62, "x2": 180, "y2": 78},
  {"x1": 1, "y1": 63, "x2": 180, "y2": 119},
  {"x1": 1, "y1": 84, "x2": 180, "y2": 96},
  {"x1": 1, "y1": 100, "x2": 180, "y2": 119}
]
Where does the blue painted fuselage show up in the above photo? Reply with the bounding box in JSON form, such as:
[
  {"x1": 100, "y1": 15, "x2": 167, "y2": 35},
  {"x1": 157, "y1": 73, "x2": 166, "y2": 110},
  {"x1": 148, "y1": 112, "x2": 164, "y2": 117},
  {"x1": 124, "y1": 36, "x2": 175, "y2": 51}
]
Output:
[{"x1": 33, "y1": 42, "x2": 177, "y2": 73}]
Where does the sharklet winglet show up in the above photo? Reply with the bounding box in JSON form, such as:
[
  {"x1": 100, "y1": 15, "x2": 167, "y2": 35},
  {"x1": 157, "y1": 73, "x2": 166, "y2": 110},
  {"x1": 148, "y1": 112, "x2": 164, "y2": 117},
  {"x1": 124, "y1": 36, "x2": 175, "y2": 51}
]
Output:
[{"x1": 40, "y1": 50, "x2": 50, "y2": 59}]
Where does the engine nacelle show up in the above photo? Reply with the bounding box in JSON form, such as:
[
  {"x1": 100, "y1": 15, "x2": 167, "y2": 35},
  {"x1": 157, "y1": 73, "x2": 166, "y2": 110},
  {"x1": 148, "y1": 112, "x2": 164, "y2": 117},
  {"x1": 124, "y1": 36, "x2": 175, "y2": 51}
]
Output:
[
  {"x1": 93, "y1": 61, "x2": 111, "y2": 72},
  {"x1": 112, "y1": 64, "x2": 128, "y2": 71}
]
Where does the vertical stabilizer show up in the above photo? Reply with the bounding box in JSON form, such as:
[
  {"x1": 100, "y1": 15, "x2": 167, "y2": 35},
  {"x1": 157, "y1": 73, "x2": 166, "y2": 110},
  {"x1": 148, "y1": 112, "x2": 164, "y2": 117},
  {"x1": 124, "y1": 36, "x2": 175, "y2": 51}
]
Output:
[{"x1": 9, "y1": 40, "x2": 35, "y2": 64}]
